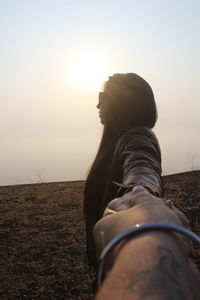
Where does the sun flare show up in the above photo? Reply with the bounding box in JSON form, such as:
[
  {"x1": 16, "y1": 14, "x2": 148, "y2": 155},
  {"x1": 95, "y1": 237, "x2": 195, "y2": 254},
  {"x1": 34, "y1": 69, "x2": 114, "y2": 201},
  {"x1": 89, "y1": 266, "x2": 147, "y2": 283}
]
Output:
[{"x1": 69, "y1": 52, "x2": 109, "y2": 89}]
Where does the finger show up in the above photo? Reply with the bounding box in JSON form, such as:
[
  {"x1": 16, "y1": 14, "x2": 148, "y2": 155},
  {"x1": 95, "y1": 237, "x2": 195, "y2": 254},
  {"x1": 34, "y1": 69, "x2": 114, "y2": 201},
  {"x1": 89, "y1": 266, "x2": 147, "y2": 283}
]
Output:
[
  {"x1": 108, "y1": 186, "x2": 161, "y2": 212},
  {"x1": 110, "y1": 185, "x2": 154, "y2": 210},
  {"x1": 131, "y1": 185, "x2": 150, "y2": 195},
  {"x1": 171, "y1": 204, "x2": 191, "y2": 229},
  {"x1": 93, "y1": 220, "x2": 106, "y2": 253},
  {"x1": 164, "y1": 199, "x2": 174, "y2": 208},
  {"x1": 107, "y1": 195, "x2": 131, "y2": 211},
  {"x1": 129, "y1": 185, "x2": 161, "y2": 206},
  {"x1": 103, "y1": 207, "x2": 117, "y2": 217},
  {"x1": 107, "y1": 185, "x2": 149, "y2": 212}
]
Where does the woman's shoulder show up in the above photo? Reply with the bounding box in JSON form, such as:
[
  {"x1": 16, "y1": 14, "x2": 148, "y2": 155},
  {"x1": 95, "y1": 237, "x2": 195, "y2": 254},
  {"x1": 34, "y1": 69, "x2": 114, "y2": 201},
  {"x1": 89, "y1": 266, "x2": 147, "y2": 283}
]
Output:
[
  {"x1": 112, "y1": 126, "x2": 161, "y2": 165},
  {"x1": 113, "y1": 126, "x2": 160, "y2": 155},
  {"x1": 118, "y1": 126, "x2": 158, "y2": 145}
]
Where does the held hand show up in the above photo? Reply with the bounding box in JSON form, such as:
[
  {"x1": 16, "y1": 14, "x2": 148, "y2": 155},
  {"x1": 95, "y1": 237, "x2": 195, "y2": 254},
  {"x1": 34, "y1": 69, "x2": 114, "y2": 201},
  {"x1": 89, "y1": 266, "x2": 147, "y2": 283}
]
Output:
[
  {"x1": 94, "y1": 186, "x2": 200, "y2": 300},
  {"x1": 93, "y1": 186, "x2": 190, "y2": 259}
]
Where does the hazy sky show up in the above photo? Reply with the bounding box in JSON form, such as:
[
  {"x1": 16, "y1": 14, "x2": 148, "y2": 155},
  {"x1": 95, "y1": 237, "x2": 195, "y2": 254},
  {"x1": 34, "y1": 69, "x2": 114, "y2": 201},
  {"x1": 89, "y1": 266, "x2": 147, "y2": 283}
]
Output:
[{"x1": 1, "y1": 0, "x2": 200, "y2": 185}]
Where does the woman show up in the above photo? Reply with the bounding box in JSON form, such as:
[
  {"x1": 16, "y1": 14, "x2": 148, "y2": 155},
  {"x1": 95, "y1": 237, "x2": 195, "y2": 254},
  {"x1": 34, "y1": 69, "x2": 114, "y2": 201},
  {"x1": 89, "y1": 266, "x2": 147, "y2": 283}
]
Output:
[{"x1": 83, "y1": 73, "x2": 163, "y2": 266}]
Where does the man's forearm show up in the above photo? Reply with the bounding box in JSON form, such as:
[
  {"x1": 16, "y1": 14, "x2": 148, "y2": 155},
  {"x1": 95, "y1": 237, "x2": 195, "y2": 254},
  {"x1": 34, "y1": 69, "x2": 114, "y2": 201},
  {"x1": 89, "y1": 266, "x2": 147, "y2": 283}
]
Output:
[{"x1": 95, "y1": 233, "x2": 200, "y2": 299}]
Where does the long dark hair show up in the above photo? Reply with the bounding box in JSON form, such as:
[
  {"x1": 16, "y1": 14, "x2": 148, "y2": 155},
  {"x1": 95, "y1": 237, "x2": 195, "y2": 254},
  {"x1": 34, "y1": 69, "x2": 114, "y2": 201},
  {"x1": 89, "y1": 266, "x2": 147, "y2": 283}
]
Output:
[{"x1": 83, "y1": 73, "x2": 157, "y2": 222}]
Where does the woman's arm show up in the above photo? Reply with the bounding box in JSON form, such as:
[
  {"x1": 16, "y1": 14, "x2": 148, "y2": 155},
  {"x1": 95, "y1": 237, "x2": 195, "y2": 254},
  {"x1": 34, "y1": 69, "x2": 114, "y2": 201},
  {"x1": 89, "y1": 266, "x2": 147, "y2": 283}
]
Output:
[{"x1": 115, "y1": 126, "x2": 163, "y2": 197}]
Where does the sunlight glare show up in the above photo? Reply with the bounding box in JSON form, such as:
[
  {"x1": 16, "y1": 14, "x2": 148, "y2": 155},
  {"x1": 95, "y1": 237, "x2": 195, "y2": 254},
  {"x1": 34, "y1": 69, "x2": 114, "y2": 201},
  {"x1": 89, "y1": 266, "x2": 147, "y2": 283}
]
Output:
[{"x1": 69, "y1": 52, "x2": 109, "y2": 89}]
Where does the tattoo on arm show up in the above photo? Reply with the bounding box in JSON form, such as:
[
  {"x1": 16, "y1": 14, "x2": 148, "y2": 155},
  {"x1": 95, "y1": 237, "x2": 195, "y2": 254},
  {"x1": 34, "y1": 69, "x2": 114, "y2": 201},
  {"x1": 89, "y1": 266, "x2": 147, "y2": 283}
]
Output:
[{"x1": 126, "y1": 247, "x2": 194, "y2": 300}]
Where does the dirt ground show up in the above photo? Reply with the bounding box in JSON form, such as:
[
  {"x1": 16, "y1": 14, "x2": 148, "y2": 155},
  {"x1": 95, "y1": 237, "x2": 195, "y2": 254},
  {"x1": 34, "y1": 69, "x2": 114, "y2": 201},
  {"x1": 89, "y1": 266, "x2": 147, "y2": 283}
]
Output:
[{"x1": 0, "y1": 171, "x2": 199, "y2": 299}]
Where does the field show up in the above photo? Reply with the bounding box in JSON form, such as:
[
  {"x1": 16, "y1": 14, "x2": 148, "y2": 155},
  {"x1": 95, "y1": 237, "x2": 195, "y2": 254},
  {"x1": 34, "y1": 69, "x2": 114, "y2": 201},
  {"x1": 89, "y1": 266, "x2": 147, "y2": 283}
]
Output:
[{"x1": 0, "y1": 171, "x2": 199, "y2": 299}]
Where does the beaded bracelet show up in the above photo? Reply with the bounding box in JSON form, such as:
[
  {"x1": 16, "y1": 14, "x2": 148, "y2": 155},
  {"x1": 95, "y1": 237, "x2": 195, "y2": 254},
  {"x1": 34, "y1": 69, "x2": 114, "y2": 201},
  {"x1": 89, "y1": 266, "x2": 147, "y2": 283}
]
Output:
[{"x1": 97, "y1": 222, "x2": 200, "y2": 288}]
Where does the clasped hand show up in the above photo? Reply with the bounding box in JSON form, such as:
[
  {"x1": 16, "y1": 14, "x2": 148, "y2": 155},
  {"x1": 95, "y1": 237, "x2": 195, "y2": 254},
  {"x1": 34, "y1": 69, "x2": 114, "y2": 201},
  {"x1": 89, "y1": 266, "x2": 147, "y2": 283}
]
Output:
[{"x1": 93, "y1": 185, "x2": 191, "y2": 260}]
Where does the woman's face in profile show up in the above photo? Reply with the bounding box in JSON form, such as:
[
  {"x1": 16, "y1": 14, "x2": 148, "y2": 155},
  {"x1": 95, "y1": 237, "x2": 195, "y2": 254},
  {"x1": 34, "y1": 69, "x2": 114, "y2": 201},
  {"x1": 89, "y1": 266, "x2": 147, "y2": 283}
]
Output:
[{"x1": 97, "y1": 92, "x2": 105, "y2": 124}]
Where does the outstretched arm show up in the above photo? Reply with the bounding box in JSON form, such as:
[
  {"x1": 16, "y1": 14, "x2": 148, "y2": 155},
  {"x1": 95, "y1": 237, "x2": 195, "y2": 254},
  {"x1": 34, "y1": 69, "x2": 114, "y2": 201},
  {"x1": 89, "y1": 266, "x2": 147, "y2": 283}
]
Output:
[
  {"x1": 94, "y1": 187, "x2": 200, "y2": 299},
  {"x1": 113, "y1": 126, "x2": 163, "y2": 200}
]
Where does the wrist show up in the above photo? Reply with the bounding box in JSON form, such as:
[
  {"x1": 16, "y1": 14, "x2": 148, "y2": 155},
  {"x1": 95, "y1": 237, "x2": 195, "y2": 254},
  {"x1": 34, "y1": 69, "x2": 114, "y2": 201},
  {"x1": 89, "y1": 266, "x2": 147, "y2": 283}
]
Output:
[
  {"x1": 96, "y1": 222, "x2": 200, "y2": 291},
  {"x1": 96, "y1": 222, "x2": 200, "y2": 299},
  {"x1": 114, "y1": 231, "x2": 185, "y2": 266},
  {"x1": 96, "y1": 233, "x2": 199, "y2": 300},
  {"x1": 107, "y1": 230, "x2": 183, "y2": 270}
]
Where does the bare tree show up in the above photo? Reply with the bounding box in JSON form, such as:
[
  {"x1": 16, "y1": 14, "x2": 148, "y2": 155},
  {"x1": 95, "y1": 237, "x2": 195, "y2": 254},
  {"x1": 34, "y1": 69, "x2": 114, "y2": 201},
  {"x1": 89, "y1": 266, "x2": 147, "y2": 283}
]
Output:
[
  {"x1": 27, "y1": 170, "x2": 45, "y2": 184},
  {"x1": 190, "y1": 153, "x2": 200, "y2": 171}
]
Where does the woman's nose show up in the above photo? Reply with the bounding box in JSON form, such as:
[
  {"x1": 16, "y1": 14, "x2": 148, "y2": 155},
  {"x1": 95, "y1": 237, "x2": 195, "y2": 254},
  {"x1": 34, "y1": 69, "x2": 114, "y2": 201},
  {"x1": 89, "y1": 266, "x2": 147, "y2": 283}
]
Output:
[{"x1": 96, "y1": 103, "x2": 100, "y2": 109}]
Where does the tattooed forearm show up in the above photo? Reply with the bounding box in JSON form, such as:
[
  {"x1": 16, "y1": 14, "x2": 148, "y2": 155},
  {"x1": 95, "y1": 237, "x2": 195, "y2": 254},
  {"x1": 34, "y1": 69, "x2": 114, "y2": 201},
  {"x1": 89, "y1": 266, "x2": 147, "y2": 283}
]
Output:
[
  {"x1": 95, "y1": 235, "x2": 200, "y2": 300},
  {"x1": 125, "y1": 247, "x2": 192, "y2": 300}
]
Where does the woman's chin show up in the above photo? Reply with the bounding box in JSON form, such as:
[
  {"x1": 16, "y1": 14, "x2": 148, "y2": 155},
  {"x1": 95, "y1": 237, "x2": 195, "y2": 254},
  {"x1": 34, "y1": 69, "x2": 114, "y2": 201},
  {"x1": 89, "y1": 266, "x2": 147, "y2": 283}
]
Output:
[{"x1": 99, "y1": 116, "x2": 104, "y2": 124}]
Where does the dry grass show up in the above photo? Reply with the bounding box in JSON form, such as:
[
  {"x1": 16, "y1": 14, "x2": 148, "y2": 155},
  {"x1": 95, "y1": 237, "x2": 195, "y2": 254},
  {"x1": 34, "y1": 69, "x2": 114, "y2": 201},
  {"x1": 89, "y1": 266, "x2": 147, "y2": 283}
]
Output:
[{"x1": 0, "y1": 171, "x2": 199, "y2": 299}]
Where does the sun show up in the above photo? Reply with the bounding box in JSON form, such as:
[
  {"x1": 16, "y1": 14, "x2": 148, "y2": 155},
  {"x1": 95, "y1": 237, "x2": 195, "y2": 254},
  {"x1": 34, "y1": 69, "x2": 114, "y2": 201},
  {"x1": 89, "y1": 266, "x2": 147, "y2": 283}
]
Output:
[{"x1": 69, "y1": 52, "x2": 109, "y2": 90}]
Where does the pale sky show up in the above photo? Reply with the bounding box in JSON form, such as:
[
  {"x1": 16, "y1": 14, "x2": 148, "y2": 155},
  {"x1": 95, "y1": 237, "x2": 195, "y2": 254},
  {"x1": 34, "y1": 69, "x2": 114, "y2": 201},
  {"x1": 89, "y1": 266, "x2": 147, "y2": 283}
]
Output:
[{"x1": 1, "y1": 0, "x2": 200, "y2": 185}]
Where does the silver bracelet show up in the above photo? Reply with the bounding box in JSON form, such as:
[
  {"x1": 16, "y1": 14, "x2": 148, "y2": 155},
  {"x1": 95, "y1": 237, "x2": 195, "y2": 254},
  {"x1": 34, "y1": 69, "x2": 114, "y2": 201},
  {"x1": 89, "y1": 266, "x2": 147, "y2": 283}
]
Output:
[{"x1": 97, "y1": 222, "x2": 200, "y2": 288}]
